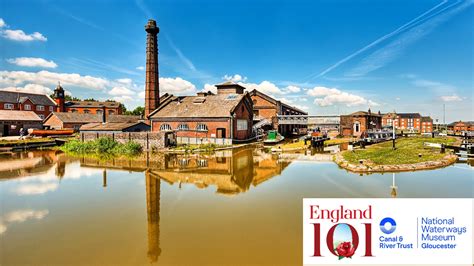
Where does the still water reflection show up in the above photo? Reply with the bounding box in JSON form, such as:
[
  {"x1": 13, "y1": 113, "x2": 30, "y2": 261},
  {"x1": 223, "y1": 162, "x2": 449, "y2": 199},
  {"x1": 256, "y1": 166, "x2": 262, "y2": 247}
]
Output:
[{"x1": 0, "y1": 149, "x2": 472, "y2": 265}]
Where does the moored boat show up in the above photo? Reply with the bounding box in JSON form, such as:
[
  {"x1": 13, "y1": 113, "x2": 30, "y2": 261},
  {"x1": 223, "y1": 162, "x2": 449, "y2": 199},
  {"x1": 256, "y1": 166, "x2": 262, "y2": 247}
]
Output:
[
  {"x1": 29, "y1": 129, "x2": 74, "y2": 137},
  {"x1": 263, "y1": 130, "x2": 285, "y2": 144}
]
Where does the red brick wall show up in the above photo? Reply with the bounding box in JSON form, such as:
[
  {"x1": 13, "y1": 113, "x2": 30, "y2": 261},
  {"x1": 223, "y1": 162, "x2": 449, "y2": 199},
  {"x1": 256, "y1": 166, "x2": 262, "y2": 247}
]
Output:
[
  {"x1": 0, "y1": 100, "x2": 54, "y2": 119},
  {"x1": 65, "y1": 107, "x2": 121, "y2": 115},
  {"x1": 152, "y1": 120, "x2": 231, "y2": 138}
]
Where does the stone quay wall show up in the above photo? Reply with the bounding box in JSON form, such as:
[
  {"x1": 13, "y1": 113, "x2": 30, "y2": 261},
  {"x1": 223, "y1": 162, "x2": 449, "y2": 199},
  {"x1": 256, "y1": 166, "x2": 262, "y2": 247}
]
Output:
[{"x1": 80, "y1": 132, "x2": 166, "y2": 151}]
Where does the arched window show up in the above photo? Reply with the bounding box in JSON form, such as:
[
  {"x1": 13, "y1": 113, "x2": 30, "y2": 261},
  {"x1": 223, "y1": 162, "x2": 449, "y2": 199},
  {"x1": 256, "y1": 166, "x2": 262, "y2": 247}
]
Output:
[
  {"x1": 108, "y1": 110, "x2": 115, "y2": 115},
  {"x1": 196, "y1": 123, "x2": 208, "y2": 131},
  {"x1": 160, "y1": 123, "x2": 172, "y2": 131},
  {"x1": 177, "y1": 123, "x2": 189, "y2": 131},
  {"x1": 96, "y1": 109, "x2": 103, "y2": 115}
]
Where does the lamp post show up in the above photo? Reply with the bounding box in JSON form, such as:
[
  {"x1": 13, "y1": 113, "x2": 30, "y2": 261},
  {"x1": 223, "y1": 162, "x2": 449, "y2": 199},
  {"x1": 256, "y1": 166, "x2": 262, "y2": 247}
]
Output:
[{"x1": 392, "y1": 123, "x2": 396, "y2": 150}]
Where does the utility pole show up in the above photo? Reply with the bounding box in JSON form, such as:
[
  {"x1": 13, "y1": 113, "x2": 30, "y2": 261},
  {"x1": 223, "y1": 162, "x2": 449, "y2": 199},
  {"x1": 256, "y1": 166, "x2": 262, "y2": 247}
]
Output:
[{"x1": 443, "y1": 104, "x2": 446, "y2": 132}]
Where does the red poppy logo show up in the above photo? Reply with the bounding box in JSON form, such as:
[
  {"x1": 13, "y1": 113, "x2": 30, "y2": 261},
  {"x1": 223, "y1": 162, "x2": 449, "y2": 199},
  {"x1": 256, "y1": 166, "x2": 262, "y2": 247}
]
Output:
[{"x1": 335, "y1": 241, "x2": 356, "y2": 260}]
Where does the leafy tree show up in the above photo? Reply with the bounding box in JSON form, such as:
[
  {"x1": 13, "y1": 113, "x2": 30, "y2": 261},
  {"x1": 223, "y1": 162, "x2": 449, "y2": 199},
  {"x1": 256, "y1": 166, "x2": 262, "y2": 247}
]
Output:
[{"x1": 124, "y1": 106, "x2": 145, "y2": 116}]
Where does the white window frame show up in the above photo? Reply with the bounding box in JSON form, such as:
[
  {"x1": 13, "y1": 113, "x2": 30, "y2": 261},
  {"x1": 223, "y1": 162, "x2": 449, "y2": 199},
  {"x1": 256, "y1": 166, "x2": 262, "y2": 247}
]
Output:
[
  {"x1": 24, "y1": 104, "x2": 31, "y2": 110},
  {"x1": 4, "y1": 103, "x2": 14, "y2": 109},
  {"x1": 49, "y1": 106, "x2": 54, "y2": 111},
  {"x1": 177, "y1": 123, "x2": 189, "y2": 131},
  {"x1": 36, "y1": 105, "x2": 45, "y2": 111},
  {"x1": 160, "y1": 123, "x2": 173, "y2": 131},
  {"x1": 196, "y1": 123, "x2": 208, "y2": 131},
  {"x1": 237, "y1": 119, "x2": 248, "y2": 131}
]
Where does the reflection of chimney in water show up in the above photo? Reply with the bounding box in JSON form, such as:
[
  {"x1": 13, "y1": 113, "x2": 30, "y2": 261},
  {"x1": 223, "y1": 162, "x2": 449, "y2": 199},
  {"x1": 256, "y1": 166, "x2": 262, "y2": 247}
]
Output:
[
  {"x1": 103, "y1": 169, "x2": 107, "y2": 188},
  {"x1": 56, "y1": 161, "x2": 66, "y2": 179},
  {"x1": 145, "y1": 170, "x2": 161, "y2": 263}
]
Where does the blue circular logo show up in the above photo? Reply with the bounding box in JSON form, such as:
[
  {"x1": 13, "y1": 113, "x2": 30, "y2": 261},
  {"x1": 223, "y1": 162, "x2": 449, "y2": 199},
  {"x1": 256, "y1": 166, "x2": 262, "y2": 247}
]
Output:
[{"x1": 380, "y1": 217, "x2": 397, "y2": 234}]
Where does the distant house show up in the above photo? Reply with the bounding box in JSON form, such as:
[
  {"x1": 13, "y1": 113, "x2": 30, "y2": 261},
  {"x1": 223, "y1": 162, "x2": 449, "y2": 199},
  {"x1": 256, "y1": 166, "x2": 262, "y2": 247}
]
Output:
[
  {"x1": 340, "y1": 109, "x2": 382, "y2": 137},
  {"x1": 381, "y1": 112, "x2": 433, "y2": 133},
  {"x1": 448, "y1": 121, "x2": 474, "y2": 132},
  {"x1": 148, "y1": 82, "x2": 254, "y2": 141},
  {"x1": 80, "y1": 122, "x2": 150, "y2": 133},
  {"x1": 0, "y1": 110, "x2": 43, "y2": 136},
  {"x1": 43, "y1": 112, "x2": 142, "y2": 131},
  {"x1": 52, "y1": 83, "x2": 123, "y2": 115},
  {"x1": 0, "y1": 90, "x2": 57, "y2": 120}
]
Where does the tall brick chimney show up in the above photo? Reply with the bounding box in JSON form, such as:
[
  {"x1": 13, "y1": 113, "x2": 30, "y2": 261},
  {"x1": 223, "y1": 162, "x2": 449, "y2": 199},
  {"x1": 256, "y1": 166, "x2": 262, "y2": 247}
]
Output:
[{"x1": 144, "y1": 19, "x2": 160, "y2": 118}]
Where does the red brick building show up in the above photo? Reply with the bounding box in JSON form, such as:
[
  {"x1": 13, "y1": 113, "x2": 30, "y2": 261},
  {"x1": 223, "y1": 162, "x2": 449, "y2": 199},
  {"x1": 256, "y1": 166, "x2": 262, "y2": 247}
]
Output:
[
  {"x1": 0, "y1": 90, "x2": 56, "y2": 120},
  {"x1": 339, "y1": 109, "x2": 382, "y2": 137},
  {"x1": 148, "y1": 83, "x2": 253, "y2": 141},
  {"x1": 381, "y1": 112, "x2": 433, "y2": 133},
  {"x1": 448, "y1": 121, "x2": 474, "y2": 132},
  {"x1": 249, "y1": 89, "x2": 307, "y2": 135},
  {"x1": 53, "y1": 84, "x2": 122, "y2": 115},
  {"x1": 0, "y1": 110, "x2": 43, "y2": 136}
]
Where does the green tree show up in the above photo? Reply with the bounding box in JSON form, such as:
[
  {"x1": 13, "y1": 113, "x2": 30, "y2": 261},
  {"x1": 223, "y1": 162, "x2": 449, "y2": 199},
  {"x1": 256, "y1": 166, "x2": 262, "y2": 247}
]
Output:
[{"x1": 125, "y1": 106, "x2": 145, "y2": 116}]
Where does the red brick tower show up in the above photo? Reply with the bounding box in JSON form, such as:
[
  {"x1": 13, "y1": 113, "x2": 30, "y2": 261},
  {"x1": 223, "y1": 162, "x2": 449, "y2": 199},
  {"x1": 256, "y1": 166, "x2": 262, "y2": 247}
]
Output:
[
  {"x1": 53, "y1": 82, "x2": 65, "y2": 112},
  {"x1": 145, "y1": 19, "x2": 160, "y2": 118}
]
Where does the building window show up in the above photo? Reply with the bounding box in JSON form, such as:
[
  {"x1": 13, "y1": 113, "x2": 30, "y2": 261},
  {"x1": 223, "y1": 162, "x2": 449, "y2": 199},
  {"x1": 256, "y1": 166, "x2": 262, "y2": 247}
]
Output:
[
  {"x1": 108, "y1": 110, "x2": 115, "y2": 115},
  {"x1": 177, "y1": 123, "x2": 189, "y2": 131},
  {"x1": 408, "y1": 118, "x2": 414, "y2": 128},
  {"x1": 96, "y1": 109, "x2": 103, "y2": 115},
  {"x1": 160, "y1": 124, "x2": 172, "y2": 131},
  {"x1": 49, "y1": 106, "x2": 54, "y2": 112},
  {"x1": 354, "y1": 121, "x2": 360, "y2": 133},
  {"x1": 38, "y1": 114, "x2": 45, "y2": 119},
  {"x1": 237, "y1": 119, "x2": 248, "y2": 131},
  {"x1": 24, "y1": 104, "x2": 31, "y2": 110},
  {"x1": 196, "y1": 123, "x2": 208, "y2": 131},
  {"x1": 84, "y1": 110, "x2": 90, "y2": 114},
  {"x1": 36, "y1": 105, "x2": 45, "y2": 111},
  {"x1": 4, "y1": 103, "x2": 14, "y2": 109}
]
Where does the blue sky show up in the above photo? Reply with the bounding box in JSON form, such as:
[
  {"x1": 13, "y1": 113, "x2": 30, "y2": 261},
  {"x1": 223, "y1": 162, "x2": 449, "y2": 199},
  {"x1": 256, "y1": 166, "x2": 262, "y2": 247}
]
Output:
[{"x1": 0, "y1": 0, "x2": 472, "y2": 122}]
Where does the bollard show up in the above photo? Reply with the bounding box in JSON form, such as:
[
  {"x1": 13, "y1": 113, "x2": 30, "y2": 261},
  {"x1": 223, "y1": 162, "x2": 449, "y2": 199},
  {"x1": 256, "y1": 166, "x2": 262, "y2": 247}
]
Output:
[{"x1": 440, "y1": 144, "x2": 445, "y2": 153}]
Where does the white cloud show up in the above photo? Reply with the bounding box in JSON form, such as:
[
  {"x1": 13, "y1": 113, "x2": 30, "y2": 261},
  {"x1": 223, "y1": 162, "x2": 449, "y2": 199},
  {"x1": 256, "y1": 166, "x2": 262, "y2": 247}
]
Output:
[
  {"x1": 108, "y1": 86, "x2": 135, "y2": 96},
  {"x1": 14, "y1": 183, "x2": 58, "y2": 195},
  {"x1": 136, "y1": 66, "x2": 145, "y2": 70},
  {"x1": 307, "y1": 86, "x2": 378, "y2": 107},
  {"x1": 4, "y1": 209, "x2": 49, "y2": 223},
  {"x1": 203, "y1": 83, "x2": 217, "y2": 93},
  {"x1": 0, "y1": 70, "x2": 109, "y2": 90},
  {"x1": 440, "y1": 94, "x2": 462, "y2": 102},
  {"x1": 159, "y1": 77, "x2": 196, "y2": 94},
  {"x1": 7, "y1": 57, "x2": 57, "y2": 68},
  {"x1": 2, "y1": 29, "x2": 47, "y2": 42},
  {"x1": 240, "y1": 80, "x2": 284, "y2": 95},
  {"x1": 223, "y1": 74, "x2": 247, "y2": 82},
  {"x1": 0, "y1": 83, "x2": 53, "y2": 95},
  {"x1": 285, "y1": 85, "x2": 301, "y2": 93},
  {"x1": 115, "y1": 78, "x2": 133, "y2": 85},
  {"x1": 0, "y1": 18, "x2": 5, "y2": 28}
]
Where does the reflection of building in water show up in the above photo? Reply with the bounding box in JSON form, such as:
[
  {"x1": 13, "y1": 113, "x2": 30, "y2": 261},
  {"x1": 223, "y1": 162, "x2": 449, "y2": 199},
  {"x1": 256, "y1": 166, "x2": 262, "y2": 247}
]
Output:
[
  {"x1": 0, "y1": 150, "x2": 71, "y2": 180},
  {"x1": 152, "y1": 148, "x2": 290, "y2": 195},
  {"x1": 145, "y1": 170, "x2": 161, "y2": 263}
]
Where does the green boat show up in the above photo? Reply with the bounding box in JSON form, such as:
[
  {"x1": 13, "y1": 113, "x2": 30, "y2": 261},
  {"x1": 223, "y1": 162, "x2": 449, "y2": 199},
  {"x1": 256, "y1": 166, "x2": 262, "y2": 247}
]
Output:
[{"x1": 263, "y1": 130, "x2": 285, "y2": 144}]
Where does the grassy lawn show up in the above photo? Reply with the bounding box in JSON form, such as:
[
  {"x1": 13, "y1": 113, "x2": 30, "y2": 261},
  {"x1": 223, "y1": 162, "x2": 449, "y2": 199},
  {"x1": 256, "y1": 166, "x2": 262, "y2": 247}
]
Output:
[{"x1": 342, "y1": 137, "x2": 457, "y2": 165}]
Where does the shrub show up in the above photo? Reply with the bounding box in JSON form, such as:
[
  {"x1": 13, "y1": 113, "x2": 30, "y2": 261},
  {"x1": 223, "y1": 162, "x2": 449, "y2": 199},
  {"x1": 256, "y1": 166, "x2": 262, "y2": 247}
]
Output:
[{"x1": 61, "y1": 137, "x2": 142, "y2": 157}]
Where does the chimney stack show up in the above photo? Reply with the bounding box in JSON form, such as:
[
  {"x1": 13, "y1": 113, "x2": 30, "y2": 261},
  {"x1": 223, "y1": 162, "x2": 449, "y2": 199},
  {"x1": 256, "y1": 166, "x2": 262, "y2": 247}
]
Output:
[{"x1": 144, "y1": 19, "x2": 160, "y2": 119}]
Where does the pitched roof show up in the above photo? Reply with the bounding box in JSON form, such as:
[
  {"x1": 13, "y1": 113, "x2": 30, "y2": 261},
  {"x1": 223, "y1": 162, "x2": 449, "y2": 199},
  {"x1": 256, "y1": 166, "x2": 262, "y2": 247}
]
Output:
[
  {"x1": 80, "y1": 122, "x2": 149, "y2": 131},
  {"x1": 65, "y1": 100, "x2": 120, "y2": 108},
  {"x1": 46, "y1": 112, "x2": 102, "y2": 123},
  {"x1": 249, "y1": 89, "x2": 308, "y2": 115},
  {"x1": 397, "y1": 113, "x2": 421, "y2": 118},
  {"x1": 0, "y1": 90, "x2": 56, "y2": 106},
  {"x1": 421, "y1": 116, "x2": 433, "y2": 122},
  {"x1": 348, "y1": 111, "x2": 382, "y2": 117},
  {"x1": 44, "y1": 112, "x2": 141, "y2": 124},
  {"x1": 0, "y1": 110, "x2": 43, "y2": 121},
  {"x1": 149, "y1": 93, "x2": 246, "y2": 118}
]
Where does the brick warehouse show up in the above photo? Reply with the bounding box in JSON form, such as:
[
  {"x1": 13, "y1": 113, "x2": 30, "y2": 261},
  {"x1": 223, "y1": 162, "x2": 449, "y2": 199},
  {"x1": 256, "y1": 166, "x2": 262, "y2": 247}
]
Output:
[
  {"x1": 148, "y1": 83, "x2": 254, "y2": 141},
  {"x1": 339, "y1": 109, "x2": 382, "y2": 137},
  {"x1": 249, "y1": 89, "x2": 307, "y2": 136}
]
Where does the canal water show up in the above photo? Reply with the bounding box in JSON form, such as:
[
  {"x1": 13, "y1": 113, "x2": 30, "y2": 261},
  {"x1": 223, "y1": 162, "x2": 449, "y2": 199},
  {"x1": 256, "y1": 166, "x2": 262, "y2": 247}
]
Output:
[{"x1": 0, "y1": 149, "x2": 472, "y2": 265}]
